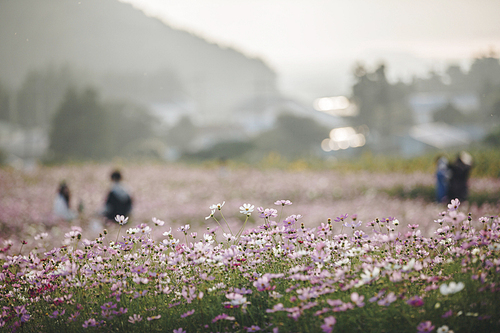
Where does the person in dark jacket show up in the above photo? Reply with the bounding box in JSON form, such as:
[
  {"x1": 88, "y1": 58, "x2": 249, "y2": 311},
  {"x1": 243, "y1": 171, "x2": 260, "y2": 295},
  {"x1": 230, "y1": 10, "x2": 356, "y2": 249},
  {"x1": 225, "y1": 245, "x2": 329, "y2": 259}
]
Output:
[
  {"x1": 101, "y1": 170, "x2": 133, "y2": 222},
  {"x1": 447, "y1": 151, "x2": 472, "y2": 203}
]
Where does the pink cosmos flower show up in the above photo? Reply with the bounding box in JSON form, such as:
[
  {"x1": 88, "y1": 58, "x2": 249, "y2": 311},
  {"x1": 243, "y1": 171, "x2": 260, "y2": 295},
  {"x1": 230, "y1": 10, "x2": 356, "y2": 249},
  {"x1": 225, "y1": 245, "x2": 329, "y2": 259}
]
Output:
[
  {"x1": 417, "y1": 321, "x2": 435, "y2": 333},
  {"x1": 254, "y1": 275, "x2": 271, "y2": 291},
  {"x1": 443, "y1": 211, "x2": 466, "y2": 224},
  {"x1": 334, "y1": 214, "x2": 348, "y2": 223},
  {"x1": 173, "y1": 329, "x2": 186, "y2": 333},
  {"x1": 49, "y1": 309, "x2": 65, "y2": 319},
  {"x1": 100, "y1": 301, "x2": 117, "y2": 310},
  {"x1": 67, "y1": 311, "x2": 80, "y2": 322},
  {"x1": 147, "y1": 315, "x2": 161, "y2": 321},
  {"x1": 321, "y1": 316, "x2": 336, "y2": 333},
  {"x1": 407, "y1": 296, "x2": 424, "y2": 307},
  {"x1": 258, "y1": 207, "x2": 278, "y2": 219},
  {"x1": 442, "y1": 310, "x2": 453, "y2": 318},
  {"x1": 212, "y1": 313, "x2": 235, "y2": 323},
  {"x1": 82, "y1": 318, "x2": 99, "y2": 328},
  {"x1": 128, "y1": 314, "x2": 142, "y2": 323},
  {"x1": 180, "y1": 310, "x2": 195, "y2": 318},
  {"x1": 377, "y1": 292, "x2": 397, "y2": 306},
  {"x1": 350, "y1": 292, "x2": 365, "y2": 307}
]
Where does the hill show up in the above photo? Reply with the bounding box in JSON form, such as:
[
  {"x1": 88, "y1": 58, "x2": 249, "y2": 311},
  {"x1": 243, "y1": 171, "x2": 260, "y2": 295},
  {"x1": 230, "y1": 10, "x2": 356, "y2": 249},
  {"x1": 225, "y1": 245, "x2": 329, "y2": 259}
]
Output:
[{"x1": 0, "y1": 0, "x2": 277, "y2": 123}]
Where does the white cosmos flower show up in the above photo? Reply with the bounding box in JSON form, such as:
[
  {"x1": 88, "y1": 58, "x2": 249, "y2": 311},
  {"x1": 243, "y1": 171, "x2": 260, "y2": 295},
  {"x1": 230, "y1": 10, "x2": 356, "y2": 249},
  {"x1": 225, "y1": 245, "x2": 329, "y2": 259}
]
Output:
[
  {"x1": 126, "y1": 228, "x2": 139, "y2": 235},
  {"x1": 205, "y1": 209, "x2": 216, "y2": 220},
  {"x1": 439, "y1": 281, "x2": 465, "y2": 295},
  {"x1": 34, "y1": 233, "x2": 49, "y2": 240},
  {"x1": 209, "y1": 201, "x2": 225, "y2": 211},
  {"x1": 437, "y1": 325, "x2": 451, "y2": 333},
  {"x1": 402, "y1": 258, "x2": 416, "y2": 272},
  {"x1": 239, "y1": 203, "x2": 254, "y2": 216},
  {"x1": 115, "y1": 215, "x2": 129, "y2": 226},
  {"x1": 360, "y1": 267, "x2": 380, "y2": 282},
  {"x1": 152, "y1": 217, "x2": 165, "y2": 226}
]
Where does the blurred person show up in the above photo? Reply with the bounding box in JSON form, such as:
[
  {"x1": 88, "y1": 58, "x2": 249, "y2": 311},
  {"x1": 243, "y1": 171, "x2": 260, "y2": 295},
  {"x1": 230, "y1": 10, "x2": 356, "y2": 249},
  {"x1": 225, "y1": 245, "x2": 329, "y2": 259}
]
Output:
[
  {"x1": 53, "y1": 181, "x2": 77, "y2": 221},
  {"x1": 435, "y1": 155, "x2": 450, "y2": 203},
  {"x1": 448, "y1": 151, "x2": 473, "y2": 203},
  {"x1": 101, "y1": 170, "x2": 133, "y2": 222}
]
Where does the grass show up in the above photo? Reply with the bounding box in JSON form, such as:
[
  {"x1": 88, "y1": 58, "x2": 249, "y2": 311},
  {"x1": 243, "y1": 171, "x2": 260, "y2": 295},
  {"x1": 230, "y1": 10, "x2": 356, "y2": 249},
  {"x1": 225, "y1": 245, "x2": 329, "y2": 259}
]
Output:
[{"x1": 383, "y1": 184, "x2": 500, "y2": 207}]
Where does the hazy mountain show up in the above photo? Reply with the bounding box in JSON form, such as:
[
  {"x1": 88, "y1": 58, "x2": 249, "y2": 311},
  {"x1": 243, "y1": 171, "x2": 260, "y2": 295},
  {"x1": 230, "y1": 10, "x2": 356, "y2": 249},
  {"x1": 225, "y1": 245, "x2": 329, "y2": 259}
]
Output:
[{"x1": 0, "y1": 0, "x2": 277, "y2": 122}]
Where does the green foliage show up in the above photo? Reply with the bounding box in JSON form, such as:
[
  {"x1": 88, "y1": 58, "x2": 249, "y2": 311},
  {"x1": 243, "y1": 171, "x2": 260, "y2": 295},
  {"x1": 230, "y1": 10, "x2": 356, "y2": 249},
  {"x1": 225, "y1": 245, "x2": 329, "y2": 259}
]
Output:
[
  {"x1": 49, "y1": 87, "x2": 110, "y2": 160},
  {"x1": 483, "y1": 127, "x2": 500, "y2": 147},
  {"x1": 105, "y1": 102, "x2": 159, "y2": 158},
  {"x1": 165, "y1": 116, "x2": 197, "y2": 151},
  {"x1": 49, "y1": 87, "x2": 157, "y2": 161},
  {"x1": 15, "y1": 66, "x2": 76, "y2": 128},
  {"x1": 383, "y1": 184, "x2": 437, "y2": 202},
  {"x1": 350, "y1": 64, "x2": 414, "y2": 139},
  {"x1": 252, "y1": 113, "x2": 330, "y2": 160},
  {"x1": 251, "y1": 148, "x2": 500, "y2": 179},
  {"x1": 185, "y1": 140, "x2": 255, "y2": 160},
  {"x1": 0, "y1": 80, "x2": 10, "y2": 122},
  {"x1": 433, "y1": 103, "x2": 466, "y2": 124},
  {"x1": 383, "y1": 184, "x2": 500, "y2": 206}
]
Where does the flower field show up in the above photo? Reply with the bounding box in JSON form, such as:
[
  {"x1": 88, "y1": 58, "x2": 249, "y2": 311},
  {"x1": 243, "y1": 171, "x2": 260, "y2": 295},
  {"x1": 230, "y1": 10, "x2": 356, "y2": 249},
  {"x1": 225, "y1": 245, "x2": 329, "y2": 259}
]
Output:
[{"x1": 1, "y1": 163, "x2": 499, "y2": 332}]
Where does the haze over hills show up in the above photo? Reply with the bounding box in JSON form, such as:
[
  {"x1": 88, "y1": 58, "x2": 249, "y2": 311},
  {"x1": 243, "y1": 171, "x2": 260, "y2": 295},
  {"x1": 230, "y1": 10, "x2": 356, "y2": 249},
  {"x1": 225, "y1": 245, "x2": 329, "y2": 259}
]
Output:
[{"x1": 0, "y1": 0, "x2": 277, "y2": 123}]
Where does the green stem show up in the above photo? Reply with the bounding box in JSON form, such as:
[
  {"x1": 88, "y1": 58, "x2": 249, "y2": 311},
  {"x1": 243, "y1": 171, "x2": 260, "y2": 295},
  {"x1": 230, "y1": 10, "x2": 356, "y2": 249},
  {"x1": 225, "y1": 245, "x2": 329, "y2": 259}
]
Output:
[
  {"x1": 235, "y1": 216, "x2": 250, "y2": 244},
  {"x1": 278, "y1": 206, "x2": 284, "y2": 225},
  {"x1": 115, "y1": 225, "x2": 122, "y2": 244},
  {"x1": 220, "y1": 212, "x2": 233, "y2": 236},
  {"x1": 212, "y1": 216, "x2": 227, "y2": 234}
]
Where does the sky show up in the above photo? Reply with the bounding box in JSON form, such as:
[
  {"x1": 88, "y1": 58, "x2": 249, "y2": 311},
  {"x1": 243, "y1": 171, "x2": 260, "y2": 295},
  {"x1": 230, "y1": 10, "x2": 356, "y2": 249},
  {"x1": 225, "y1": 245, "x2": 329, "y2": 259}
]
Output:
[{"x1": 120, "y1": 0, "x2": 500, "y2": 101}]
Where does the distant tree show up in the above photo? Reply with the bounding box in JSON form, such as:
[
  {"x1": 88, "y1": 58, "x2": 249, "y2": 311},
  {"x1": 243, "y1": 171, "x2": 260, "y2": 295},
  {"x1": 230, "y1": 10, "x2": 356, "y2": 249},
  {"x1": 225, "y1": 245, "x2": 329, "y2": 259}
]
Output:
[
  {"x1": 433, "y1": 103, "x2": 466, "y2": 124},
  {"x1": 350, "y1": 63, "x2": 413, "y2": 145},
  {"x1": 49, "y1": 87, "x2": 110, "y2": 160},
  {"x1": 491, "y1": 99, "x2": 500, "y2": 119},
  {"x1": 468, "y1": 53, "x2": 500, "y2": 91},
  {"x1": 0, "y1": 81, "x2": 10, "y2": 122},
  {"x1": 253, "y1": 113, "x2": 329, "y2": 159},
  {"x1": 49, "y1": 87, "x2": 158, "y2": 161},
  {"x1": 106, "y1": 102, "x2": 158, "y2": 156},
  {"x1": 16, "y1": 66, "x2": 76, "y2": 129},
  {"x1": 483, "y1": 126, "x2": 500, "y2": 147},
  {"x1": 165, "y1": 116, "x2": 197, "y2": 152}
]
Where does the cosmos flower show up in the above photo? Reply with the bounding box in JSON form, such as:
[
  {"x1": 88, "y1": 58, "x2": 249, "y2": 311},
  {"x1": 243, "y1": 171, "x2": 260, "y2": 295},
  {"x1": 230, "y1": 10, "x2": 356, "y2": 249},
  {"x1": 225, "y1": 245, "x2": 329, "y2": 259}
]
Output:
[
  {"x1": 439, "y1": 282, "x2": 465, "y2": 295},
  {"x1": 320, "y1": 316, "x2": 336, "y2": 333},
  {"x1": 417, "y1": 321, "x2": 435, "y2": 333},
  {"x1": 209, "y1": 201, "x2": 225, "y2": 211},
  {"x1": 205, "y1": 209, "x2": 216, "y2": 220},
  {"x1": 115, "y1": 215, "x2": 129, "y2": 226},
  {"x1": 128, "y1": 314, "x2": 142, "y2": 323},
  {"x1": 152, "y1": 217, "x2": 165, "y2": 226},
  {"x1": 240, "y1": 203, "x2": 255, "y2": 216}
]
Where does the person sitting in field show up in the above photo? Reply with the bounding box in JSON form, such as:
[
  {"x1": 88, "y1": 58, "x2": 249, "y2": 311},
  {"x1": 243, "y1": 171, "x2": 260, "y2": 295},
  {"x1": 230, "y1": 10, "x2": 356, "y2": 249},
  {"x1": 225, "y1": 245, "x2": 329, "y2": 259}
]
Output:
[
  {"x1": 53, "y1": 182, "x2": 77, "y2": 221},
  {"x1": 101, "y1": 170, "x2": 133, "y2": 222}
]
